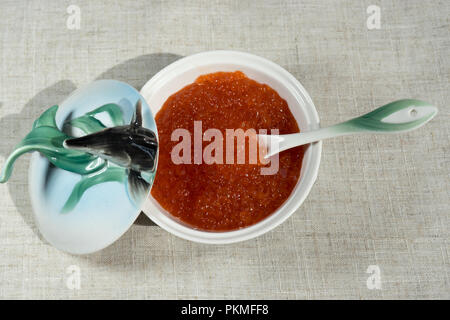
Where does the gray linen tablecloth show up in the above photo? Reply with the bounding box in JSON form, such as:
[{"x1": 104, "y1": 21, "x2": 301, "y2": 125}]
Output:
[{"x1": 0, "y1": 0, "x2": 448, "y2": 299}]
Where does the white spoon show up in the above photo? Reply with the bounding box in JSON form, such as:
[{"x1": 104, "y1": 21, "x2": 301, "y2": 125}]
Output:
[{"x1": 258, "y1": 99, "x2": 438, "y2": 158}]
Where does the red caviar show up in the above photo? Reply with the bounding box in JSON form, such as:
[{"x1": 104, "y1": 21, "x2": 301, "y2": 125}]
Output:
[{"x1": 151, "y1": 71, "x2": 304, "y2": 231}]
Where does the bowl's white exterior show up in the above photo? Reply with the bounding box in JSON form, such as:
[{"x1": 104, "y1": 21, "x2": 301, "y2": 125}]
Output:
[{"x1": 141, "y1": 50, "x2": 322, "y2": 244}]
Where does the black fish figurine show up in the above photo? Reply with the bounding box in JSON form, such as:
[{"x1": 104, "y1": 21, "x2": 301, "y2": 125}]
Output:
[{"x1": 64, "y1": 100, "x2": 158, "y2": 201}]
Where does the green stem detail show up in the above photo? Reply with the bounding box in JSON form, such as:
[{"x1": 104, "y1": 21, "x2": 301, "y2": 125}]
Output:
[
  {"x1": 61, "y1": 167, "x2": 127, "y2": 213},
  {"x1": 64, "y1": 103, "x2": 124, "y2": 134},
  {"x1": 0, "y1": 103, "x2": 129, "y2": 213}
]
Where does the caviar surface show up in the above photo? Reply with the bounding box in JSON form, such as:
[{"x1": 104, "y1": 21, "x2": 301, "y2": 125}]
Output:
[{"x1": 151, "y1": 71, "x2": 304, "y2": 231}]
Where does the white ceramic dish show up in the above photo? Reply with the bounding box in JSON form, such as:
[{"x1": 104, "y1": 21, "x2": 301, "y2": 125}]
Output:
[
  {"x1": 141, "y1": 50, "x2": 322, "y2": 244},
  {"x1": 29, "y1": 80, "x2": 157, "y2": 254}
]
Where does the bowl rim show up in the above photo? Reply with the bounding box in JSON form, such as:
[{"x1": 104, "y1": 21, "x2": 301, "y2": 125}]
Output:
[{"x1": 140, "y1": 50, "x2": 322, "y2": 244}]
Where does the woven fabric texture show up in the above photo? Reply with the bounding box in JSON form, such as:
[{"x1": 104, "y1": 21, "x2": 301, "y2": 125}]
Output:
[{"x1": 0, "y1": 0, "x2": 448, "y2": 299}]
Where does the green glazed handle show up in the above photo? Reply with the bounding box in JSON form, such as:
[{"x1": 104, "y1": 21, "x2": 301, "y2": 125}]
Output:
[
  {"x1": 260, "y1": 99, "x2": 438, "y2": 158},
  {"x1": 338, "y1": 99, "x2": 438, "y2": 133}
]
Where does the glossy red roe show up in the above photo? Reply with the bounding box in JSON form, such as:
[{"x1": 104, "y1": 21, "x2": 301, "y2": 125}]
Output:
[{"x1": 151, "y1": 71, "x2": 305, "y2": 231}]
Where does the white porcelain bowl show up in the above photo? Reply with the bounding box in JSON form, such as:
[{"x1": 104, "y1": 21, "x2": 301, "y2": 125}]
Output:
[{"x1": 141, "y1": 50, "x2": 321, "y2": 244}]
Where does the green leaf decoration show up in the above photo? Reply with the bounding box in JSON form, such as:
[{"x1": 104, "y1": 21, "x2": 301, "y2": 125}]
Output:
[{"x1": 0, "y1": 103, "x2": 131, "y2": 213}]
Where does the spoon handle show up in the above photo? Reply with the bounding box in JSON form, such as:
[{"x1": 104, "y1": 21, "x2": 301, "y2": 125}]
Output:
[
  {"x1": 337, "y1": 99, "x2": 437, "y2": 133},
  {"x1": 274, "y1": 99, "x2": 438, "y2": 155}
]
